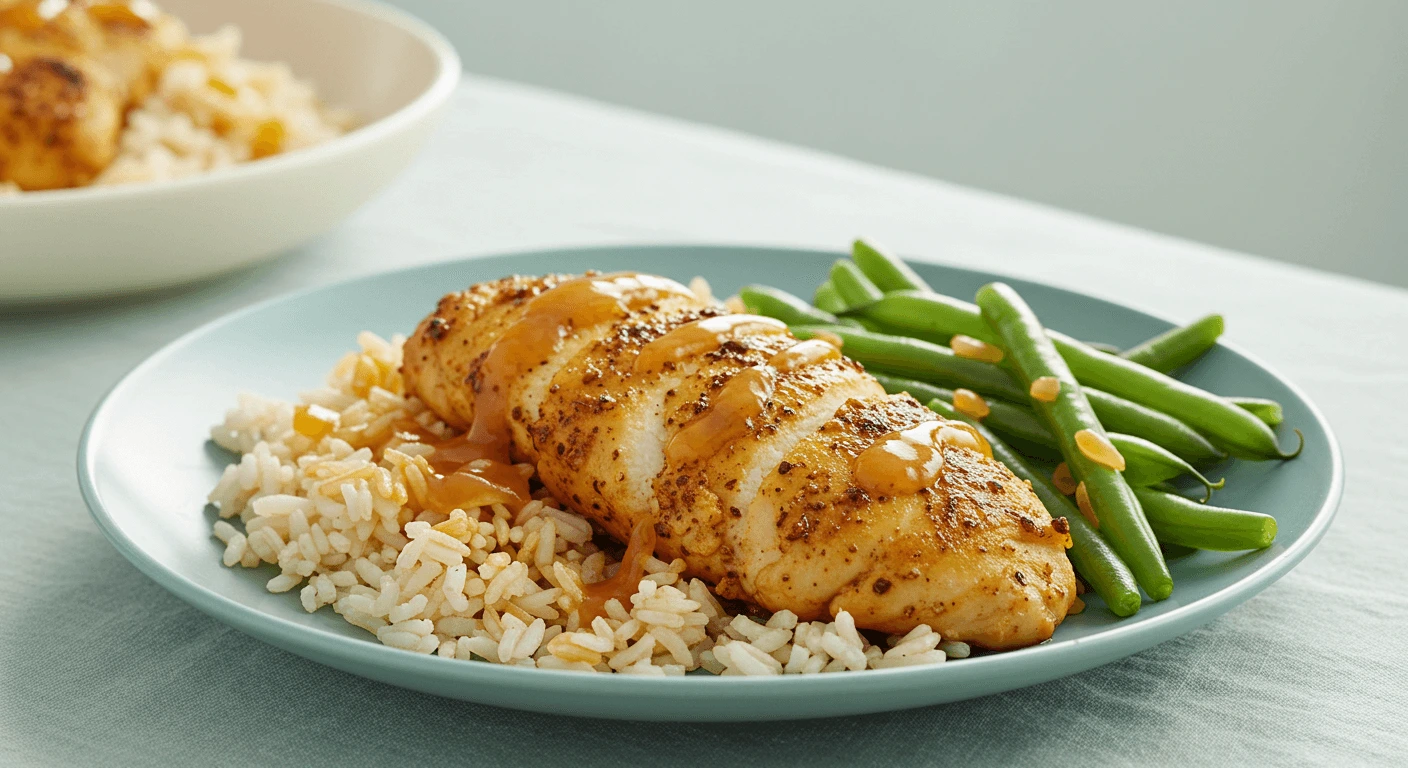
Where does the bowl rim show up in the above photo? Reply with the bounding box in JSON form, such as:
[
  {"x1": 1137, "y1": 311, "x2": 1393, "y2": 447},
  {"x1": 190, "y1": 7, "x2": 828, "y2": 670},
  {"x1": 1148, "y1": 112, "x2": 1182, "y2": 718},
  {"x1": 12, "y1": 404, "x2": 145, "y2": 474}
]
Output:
[
  {"x1": 0, "y1": 0, "x2": 461, "y2": 208},
  {"x1": 75, "y1": 244, "x2": 1345, "y2": 711}
]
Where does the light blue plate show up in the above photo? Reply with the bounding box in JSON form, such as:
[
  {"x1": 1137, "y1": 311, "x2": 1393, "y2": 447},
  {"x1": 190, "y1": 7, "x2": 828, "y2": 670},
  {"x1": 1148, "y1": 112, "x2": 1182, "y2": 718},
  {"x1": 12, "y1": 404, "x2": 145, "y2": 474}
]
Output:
[{"x1": 78, "y1": 245, "x2": 1342, "y2": 721}]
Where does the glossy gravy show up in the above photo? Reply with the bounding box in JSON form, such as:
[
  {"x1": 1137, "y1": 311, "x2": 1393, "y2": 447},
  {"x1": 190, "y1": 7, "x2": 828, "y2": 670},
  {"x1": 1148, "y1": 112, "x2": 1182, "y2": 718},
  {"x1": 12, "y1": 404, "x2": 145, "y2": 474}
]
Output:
[
  {"x1": 385, "y1": 274, "x2": 693, "y2": 519},
  {"x1": 464, "y1": 273, "x2": 695, "y2": 466},
  {"x1": 424, "y1": 460, "x2": 531, "y2": 515},
  {"x1": 578, "y1": 519, "x2": 657, "y2": 623},
  {"x1": 633, "y1": 314, "x2": 787, "y2": 373},
  {"x1": 660, "y1": 339, "x2": 842, "y2": 466},
  {"x1": 852, "y1": 420, "x2": 991, "y2": 496},
  {"x1": 767, "y1": 338, "x2": 841, "y2": 371},
  {"x1": 665, "y1": 366, "x2": 776, "y2": 465}
]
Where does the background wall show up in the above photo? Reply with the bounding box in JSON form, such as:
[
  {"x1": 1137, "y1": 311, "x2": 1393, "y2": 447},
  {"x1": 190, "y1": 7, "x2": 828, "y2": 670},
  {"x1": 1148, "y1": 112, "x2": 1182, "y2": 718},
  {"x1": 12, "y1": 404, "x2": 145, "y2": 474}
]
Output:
[{"x1": 388, "y1": 0, "x2": 1408, "y2": 288}]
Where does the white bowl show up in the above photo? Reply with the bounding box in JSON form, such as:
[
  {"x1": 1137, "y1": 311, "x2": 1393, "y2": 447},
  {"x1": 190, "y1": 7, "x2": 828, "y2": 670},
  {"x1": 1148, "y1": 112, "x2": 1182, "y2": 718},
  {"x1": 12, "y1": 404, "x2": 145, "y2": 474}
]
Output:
[{"x1": 0, "y1": 0, "x2": 460, "y2": 302}]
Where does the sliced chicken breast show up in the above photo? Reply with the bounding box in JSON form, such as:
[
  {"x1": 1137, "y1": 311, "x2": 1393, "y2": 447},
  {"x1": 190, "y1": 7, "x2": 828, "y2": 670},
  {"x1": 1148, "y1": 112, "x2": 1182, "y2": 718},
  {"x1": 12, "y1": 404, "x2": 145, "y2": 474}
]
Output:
[{"x1": 402, "y1": 273, "x2": 1076, "y2": 649}]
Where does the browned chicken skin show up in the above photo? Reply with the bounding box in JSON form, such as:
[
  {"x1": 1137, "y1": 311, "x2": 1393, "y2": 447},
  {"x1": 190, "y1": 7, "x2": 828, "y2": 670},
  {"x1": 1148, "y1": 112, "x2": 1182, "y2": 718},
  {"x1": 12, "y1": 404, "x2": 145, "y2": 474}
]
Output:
[
  {"x1": 0, "y1": 0, "x2": 170, "y2": 189},
  {"x1": 402, "y1": 274, "x2": 1076, "y2": 650},
  {"x1": 0, "y1": 54, "x2": 121, "y2": 188}
]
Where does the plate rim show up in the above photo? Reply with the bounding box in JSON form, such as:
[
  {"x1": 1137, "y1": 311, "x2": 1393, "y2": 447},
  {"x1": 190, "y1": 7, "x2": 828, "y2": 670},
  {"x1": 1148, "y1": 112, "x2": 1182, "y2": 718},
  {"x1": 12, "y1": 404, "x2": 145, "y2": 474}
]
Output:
[{"x1": 76, "y1": 243, "x2": 1345, "y2": 716}]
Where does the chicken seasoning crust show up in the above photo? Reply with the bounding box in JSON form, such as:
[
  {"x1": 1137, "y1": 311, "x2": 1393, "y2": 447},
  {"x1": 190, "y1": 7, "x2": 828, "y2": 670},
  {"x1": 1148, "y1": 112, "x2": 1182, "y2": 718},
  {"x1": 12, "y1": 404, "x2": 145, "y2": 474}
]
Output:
[
  {"x1": 206, "y1": 251, "x2": 1294, "y2": 675},
  {"x1": 402, "y1": 272, "x2": 1076, "y2": 650},
  {"x1": 206, "y1": 271, "x2": 1077, "y2": 678}
]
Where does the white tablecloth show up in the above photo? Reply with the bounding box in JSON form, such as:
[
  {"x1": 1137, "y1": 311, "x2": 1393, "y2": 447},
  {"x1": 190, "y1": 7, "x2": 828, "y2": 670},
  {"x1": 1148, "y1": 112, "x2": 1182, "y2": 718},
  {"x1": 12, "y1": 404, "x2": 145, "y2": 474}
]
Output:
[{"x1": 2, "y1": 77, "x2": 1404, "y2": 766}]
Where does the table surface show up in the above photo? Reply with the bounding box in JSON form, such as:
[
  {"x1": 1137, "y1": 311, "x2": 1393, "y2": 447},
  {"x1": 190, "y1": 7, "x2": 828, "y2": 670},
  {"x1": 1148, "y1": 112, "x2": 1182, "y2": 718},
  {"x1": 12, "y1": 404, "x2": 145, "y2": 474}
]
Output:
[{"x1": 3, "y1": 77, "x2": 1405, "y2": 767}]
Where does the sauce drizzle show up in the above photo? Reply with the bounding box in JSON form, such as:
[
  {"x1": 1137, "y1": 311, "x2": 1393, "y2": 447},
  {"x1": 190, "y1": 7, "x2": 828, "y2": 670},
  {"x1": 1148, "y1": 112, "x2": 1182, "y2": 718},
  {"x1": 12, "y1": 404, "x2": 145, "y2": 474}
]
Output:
[
  {"x1": 463, "y1": 272, "x2": 694, "y2": 466},
  {"x1": 853, "y1": 421, "x2": 947, "y2": 496},
  {"x1": 633, "y1": 314, "x2": 787, "y2": 373},
  {"x1": 767, "y1": 338, "x2": 842, "y2": 371},
  {"x1": 425, "y1": 460, "x2": 532, "y2": 515},
  {"x1": 578, "y1": 519, "x2": 657, "y2": 623},
  {"x1": 659, "y1": 338, "x2": 842, "y2": 466},
  {"x1": 372, "y1": 419, "x2": 532, "y2": 514},
  {"x1": 665, "y1": 366, "x2": 776, "y2": 465},
  {"x1": 852, "y1": 419, "x2": 992, "y2": 495},
  {"x1": 389, "y1": 273, "x2": 692, "y2": 520}
]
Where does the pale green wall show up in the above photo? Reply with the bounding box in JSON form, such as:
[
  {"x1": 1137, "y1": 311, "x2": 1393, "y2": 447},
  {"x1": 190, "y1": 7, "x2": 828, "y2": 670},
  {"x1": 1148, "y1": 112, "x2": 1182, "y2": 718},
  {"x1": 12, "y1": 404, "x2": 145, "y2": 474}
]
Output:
[{"x1": 388, "y1": 1, "x2": 1408, "y2": 288}]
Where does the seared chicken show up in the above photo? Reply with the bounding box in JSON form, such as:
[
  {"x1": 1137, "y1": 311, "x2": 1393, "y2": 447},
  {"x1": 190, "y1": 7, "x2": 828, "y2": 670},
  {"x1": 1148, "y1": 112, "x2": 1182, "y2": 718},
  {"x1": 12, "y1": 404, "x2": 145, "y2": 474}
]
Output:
[
  {"x1": 402, "y1": 273, "x2": 1076, "y2": 650},
  {"x1": 0, "y1": 0, "x2": 174, "y2": 189},
  {"x1": 0, "y1": 54, "x2": 121, "y2": 188}
]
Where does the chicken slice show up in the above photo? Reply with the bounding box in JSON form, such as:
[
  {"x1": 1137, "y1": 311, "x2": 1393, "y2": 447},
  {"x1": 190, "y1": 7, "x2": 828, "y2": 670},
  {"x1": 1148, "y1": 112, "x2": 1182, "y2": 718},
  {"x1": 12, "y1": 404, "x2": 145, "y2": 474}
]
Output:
[
  {"x1": 742, "y1": 395, "x2": 1074, "y2": 648},
  {"x1": 529, "y1": 302, "x2": 881, "y2": 595},
  {"x1": 402, "y1": 273, "x2": 1076, "y2": 650},
  {"x1": 0, "y1": 54, "x2": 121, "y2": 189}
]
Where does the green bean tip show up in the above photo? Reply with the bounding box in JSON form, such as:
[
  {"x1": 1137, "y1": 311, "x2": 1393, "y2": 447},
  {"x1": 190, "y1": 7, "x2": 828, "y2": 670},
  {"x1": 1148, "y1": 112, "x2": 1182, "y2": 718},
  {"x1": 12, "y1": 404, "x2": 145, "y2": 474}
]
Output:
[
  {"x1": 1258, "y1": 517, "x2": 1278, "y2": 548},
  {"x1": 1146, "y1": 577, "x2": 1174, "y2": 602},
  {"x1": 1108, "y1": 592, "x2": 1143, "y2": 618}
]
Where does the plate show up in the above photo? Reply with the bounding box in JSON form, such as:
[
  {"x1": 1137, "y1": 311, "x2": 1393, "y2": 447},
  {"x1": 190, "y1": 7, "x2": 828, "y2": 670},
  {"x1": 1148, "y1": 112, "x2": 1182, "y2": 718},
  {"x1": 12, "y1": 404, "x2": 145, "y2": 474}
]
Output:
[{"x1": 78, "y1": 245, "x2": 1342, "y2": 721}]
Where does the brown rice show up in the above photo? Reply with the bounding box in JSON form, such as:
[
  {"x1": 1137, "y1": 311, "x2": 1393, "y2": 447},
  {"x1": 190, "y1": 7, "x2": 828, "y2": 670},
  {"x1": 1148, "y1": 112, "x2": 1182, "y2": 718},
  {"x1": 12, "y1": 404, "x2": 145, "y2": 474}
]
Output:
[{"x1": 207, "y1": 332, "x2": 966, "y2": 674}]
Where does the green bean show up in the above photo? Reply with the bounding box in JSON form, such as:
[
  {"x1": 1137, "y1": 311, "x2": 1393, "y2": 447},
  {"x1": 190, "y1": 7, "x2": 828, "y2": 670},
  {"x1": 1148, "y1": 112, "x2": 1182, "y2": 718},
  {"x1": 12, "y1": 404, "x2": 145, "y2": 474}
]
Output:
[
  {"x1": 1132, "y1": 488, "x2": 1277, "y2": 551},
  {"x1": 736, "y1": 284, "x2": 885, "y2": 332},
  {"x1": 854, "y1": 290, "x2": 995, "y2": 343},
  {"x1": 859, "y1": 291, "x2": 1132, "y2": 366},
  {"x1": 927, "y1": 398, "x2": 1142, "y2": 617},
  {"x1": 791, "y1": 324, "x2": 1028, "y2": 402},
  {"x1": 977, "y1": 282, "x2": 1172, "y2": 600},
  {"x1": 1083, "y1": 388, "x2": 1226, "y2": 466},
  {"x1": 1052, "y1": 331, "x2": 1301, "y2": 460},
  {"x1": 813, "y1": 280, "x2": 847, "y2": 315},
  {"x1": 971, "y1": 402, "x2": 1060, "y2": 460},
  {"x1": 869, "y1": 372, "x2": 952, "y2": 406},
  {"x1": 1161, "y1": 542, "x2": 1198, "y2": 559},
  {"x1": 830, "y1": 260, "x2": 884, "y2": 310},
  {"x1": 903, "y1": 391, "x2": 1226, "y2": 504},
  {"x1": 1074, "y1": 314, "x2": 1284, "y2": 430},
  {"x1": 844, "y1": 316, "x2": 890, "y2": 333},
  {"x1": 853, "y1": 314, "x2": 951, "y2": 346},
  {"x1": 1230, "y1": 396, "x2": 1284, "y2": 427},
  {"x1": 739, "y1": 285, "x2": 840, "y2": 327},
  {"x1": 843, "y1": 286, "x2": 1297, "y2": 459},
  {"x1": 871, "y1": 373, "x2": 1060, "y2": 460},
  {"x1": 851, "y1": 239, "x2": 934, "y2": 292},
  {"x1": 1110, "y1": 433, "x2": 1223, "y2": 501},
  {"x1": 1121, "y1": 314, "x2": 1224, "y2": 373},
  {"x1": 872, "y1": 369, "x2": 1224, "y2": 466}
]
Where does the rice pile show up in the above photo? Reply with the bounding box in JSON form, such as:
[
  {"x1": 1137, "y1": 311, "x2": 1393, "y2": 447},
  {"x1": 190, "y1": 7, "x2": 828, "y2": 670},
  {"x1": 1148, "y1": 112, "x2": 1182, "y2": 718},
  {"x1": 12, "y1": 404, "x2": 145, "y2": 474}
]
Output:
[
  {"x1": 207, "y1": 332, "x2": 969, "y2": 675},
  {"x1": 95, "y1": 23, "x2": 352, "y2": 186}
]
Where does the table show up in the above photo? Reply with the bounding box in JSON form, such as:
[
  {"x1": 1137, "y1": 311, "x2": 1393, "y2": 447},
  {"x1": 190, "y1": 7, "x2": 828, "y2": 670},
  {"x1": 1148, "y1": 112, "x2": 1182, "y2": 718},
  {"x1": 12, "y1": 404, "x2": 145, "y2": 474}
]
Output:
[{"x1": 2, "y1": 76, "x2": 1404, "y2": 766}]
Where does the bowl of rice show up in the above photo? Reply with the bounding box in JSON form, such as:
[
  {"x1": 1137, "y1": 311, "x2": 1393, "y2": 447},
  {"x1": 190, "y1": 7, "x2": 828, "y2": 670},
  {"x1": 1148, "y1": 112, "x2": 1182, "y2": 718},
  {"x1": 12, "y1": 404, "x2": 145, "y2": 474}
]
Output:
[{"x1": 0, "y1": 0, "x2": 459, "y2": 301}]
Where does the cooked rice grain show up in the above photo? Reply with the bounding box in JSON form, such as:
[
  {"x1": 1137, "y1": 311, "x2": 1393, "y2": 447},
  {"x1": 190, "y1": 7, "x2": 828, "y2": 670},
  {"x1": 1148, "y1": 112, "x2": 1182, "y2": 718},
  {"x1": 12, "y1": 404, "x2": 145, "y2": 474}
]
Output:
[
  {"x1": 207, "y1": 333, "x2": 960, "y2": 674},
  {"x1": 96, "y1": 23, "x2": 352, "y2": 186}
]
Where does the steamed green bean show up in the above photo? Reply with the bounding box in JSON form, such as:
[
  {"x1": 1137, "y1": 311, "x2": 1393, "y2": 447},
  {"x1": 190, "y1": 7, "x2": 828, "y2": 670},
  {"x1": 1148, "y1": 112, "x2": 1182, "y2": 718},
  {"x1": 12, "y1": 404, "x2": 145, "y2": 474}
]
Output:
[{"x1": 978, "y1": 281, "x2": 1172, "y2": 600}]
